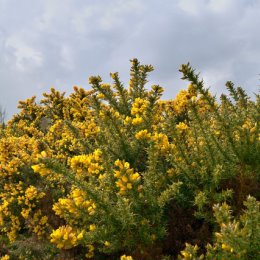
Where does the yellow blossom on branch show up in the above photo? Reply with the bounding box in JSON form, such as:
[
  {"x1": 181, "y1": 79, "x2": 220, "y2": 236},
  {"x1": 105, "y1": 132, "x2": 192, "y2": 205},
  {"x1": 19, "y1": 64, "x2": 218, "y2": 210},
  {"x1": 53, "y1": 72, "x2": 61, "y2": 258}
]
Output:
[
  {"x1": 70, "y1": 149, "x2": 103, "y2": 176},
  {"x1": 176, "y1": 122, "x2": 189, "y2": 132},
  {"x1": 114, "y1": 159, "x2": 140, "y2": 195},
  {"x1": 50, "y1": 225, "x2": 79, "y2": 249},
  {"x1": 135, "y1": 129, "x2": 151, "y2": 140}
]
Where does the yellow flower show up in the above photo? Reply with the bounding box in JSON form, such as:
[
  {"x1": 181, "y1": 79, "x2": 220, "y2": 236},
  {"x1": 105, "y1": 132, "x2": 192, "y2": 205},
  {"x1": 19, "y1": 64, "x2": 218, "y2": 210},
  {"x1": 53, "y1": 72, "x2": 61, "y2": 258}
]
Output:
[
  {"x1": 98, "y1": 173, "x2": 105, "y2": 180},
  {"x1": 104, "y1": 241, "x2": 111, "y2": 247},
  {"x1": 31, "y1": 163, "x2": 51, "y2": 176},
  {"x1": 135, "y1": 129, "x2": 151, "y2": 140},
  {"x1": 126, "y1": 183, "x2": 132, "y2": 189},
  {"x1": 124, "y1": 116, "x2": 132, "y2": 125},
  {"x1": 114, "y1": 159, "x2": 122, "y2": 168},
  {"x1": 77, "y1": 231, "x2": 84, "y2": 240},
  {"x1": 97, "y1": 93, "x2": 105, "y2": 99},
  {"x1": 120, "y1": 255, "x2": 133, "y2": 260},
  {"x1": 21, "y1": 208, "x2": 31, "y2": 219},
  {"x1": 132, "y1": 116, "x2": 143, "y2": 125},
  {"x1": 221, "y1": 243, "x2": 233, "y2": 252},
  {"x1": 25, "y1": 186, "x2": 39, "y2": 200},
  {"x1": 40, "y1": 150, "x2": 48, "y2": 158},
  {"x1": 122, "y1": 175, "x2": 128, "y2": 183},
  {"x1": 176, "y1": 122, "x2": 189, "y2": 131},
  {"x1": 89, "y1": 224, "x2": 96, "y2": 231},
  {"x1": 181, "y1": 251, "x2": 192, "y2": 259},
  {"x1": 86, "y1": 244, "x2": 95, "y2": 258},
  {"x1": 114, "y1": 170, "x2": 121, "y2": 178},
  {"x1": 124, "y1": 162, "x2": 130, "y2": 169},
  {"x1": 130, "y1": 172, "x2": 140, "y2": 181},
  {"x1": 31, "y1": 164, "x2": 41, "y2": 172}
]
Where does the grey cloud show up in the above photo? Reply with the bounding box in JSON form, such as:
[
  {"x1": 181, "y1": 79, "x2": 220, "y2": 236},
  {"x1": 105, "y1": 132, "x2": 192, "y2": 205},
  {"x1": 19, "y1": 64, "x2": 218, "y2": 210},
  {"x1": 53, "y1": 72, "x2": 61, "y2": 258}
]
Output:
[{"x1": 0, "y1": 0, "x2": 259, "y2": 119}]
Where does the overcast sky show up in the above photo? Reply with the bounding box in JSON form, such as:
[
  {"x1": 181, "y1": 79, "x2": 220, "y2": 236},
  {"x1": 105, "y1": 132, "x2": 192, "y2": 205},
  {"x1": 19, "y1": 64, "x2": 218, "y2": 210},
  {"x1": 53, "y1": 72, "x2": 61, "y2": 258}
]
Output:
[{"x1": 1, "y1": 0, "x2": 260, "y2": 119}]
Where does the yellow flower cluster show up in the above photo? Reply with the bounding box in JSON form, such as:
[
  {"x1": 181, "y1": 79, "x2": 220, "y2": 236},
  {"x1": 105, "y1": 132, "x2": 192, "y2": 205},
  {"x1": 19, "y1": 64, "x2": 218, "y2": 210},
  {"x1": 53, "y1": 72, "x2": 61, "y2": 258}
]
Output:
[
  {"x1": 0, "y1": 183, "x2": 22, "y2": 239},
  {"x1": 129, "y1": 98, "x2": 149, "y2": 126},
  {"x1": 20, "y1": 185, "x2": 45, "y2": 219},
  {"x1": 7, "y1": 215, "x2": 20, "y2": 242},
  {"x1": 0, "y1": 136, "x2": 38, "y2": 177},
  {"x1": 31, "y1": 163, "x2": 52, "y2": 177},
  {"x1": 25, "y1": 185, "x2": 45, "y2": 201},
  {"x1": 124, "y1": 115, "x2": 144, "y2": 126},
  {"x1": 83, "y1": 119, "x2": 100, "y2": 138},
  {"x1": 70, "y1": 149, "x2": 103, "y2": 177},
  {"x1": 151, "y1": 132, "x2": 171, "y2": 154},
  {"x1": 135, "y1": 129, "x2": 151, "y2": 140},
  {"x1": 114, "y1": 160, "x2": 140, "y2": 195},
  {"x1": 68, "y1": 86, "x2": 94, "y2": 120},
  {"x1": 0, "y1": 181, "x2": 46, "y2": 241},
  {"x1": 176, "y1": 122, "x2": 189, "y2": 132},
  {"x1": 53, "y1": 187, "x2": 96, "y2": 221},
  {"x1": 0, "y1": 201, "x2": 9, "y2": 223},
  {"x1": 172, "y1": 89, "x2": 194, "y2": 115},
  {"x1": 50, "y1": 225, "x2": 83, "y2": 249},
  {"x1": 31, "y1": 151, "x2": 67, "y2": 185},
  {"x1": 131, "y1": 98, "x2": 149, "y2": 117},
  {"x1": 170, "y1": 84, "x2": 213, "y2": 115},
  {"x1": 28, "y1": 210, "x2": 49, "y2": 237}
]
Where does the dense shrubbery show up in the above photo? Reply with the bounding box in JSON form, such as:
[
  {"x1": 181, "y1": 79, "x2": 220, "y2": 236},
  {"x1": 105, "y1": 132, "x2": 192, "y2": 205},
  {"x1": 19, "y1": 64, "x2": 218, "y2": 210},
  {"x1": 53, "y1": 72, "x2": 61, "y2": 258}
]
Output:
[{"x1": 0, "y1": 59, "x2": 259, "y2": 260}]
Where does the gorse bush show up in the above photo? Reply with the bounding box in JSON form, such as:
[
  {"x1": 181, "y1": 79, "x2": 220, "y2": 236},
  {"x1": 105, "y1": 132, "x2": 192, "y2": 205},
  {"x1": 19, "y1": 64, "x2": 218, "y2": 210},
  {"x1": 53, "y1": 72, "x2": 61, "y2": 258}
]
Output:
[
  {"x1": 0, "y1": 59, "x2": 259, "y2": 260},
  {"x1": 180, "y1": 195, "x2": 260, "y2": 260}
]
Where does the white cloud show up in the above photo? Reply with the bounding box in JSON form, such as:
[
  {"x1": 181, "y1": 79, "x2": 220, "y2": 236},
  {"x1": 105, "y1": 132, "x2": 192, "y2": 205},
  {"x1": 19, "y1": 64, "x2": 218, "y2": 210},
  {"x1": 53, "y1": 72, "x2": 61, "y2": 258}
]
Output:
[
  {"x1": 178, "y1": 0, "x2": 206, "y2": 15},
  {"x1": 6, "y1": 36, "x2": 43, "y2": 71},
  {"x1": 208, "y1": 0, "x2": 233, "y2": 12}
]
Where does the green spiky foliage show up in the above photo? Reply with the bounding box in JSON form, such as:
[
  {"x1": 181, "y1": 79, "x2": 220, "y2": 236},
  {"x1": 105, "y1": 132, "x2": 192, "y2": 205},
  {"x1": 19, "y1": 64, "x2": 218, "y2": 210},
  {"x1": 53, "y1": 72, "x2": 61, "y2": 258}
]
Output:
[{"x1": 0, "y1": 60, "x2": 259, "y2": 260}]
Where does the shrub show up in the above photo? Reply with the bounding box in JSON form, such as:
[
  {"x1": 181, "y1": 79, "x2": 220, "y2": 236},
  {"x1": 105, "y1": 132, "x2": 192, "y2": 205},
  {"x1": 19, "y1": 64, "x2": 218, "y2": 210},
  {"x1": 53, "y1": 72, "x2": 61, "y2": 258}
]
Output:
[
  {"x1": 180, "y1": 196, "x2": 260, "y2": 260},
  {"x1": 0, "y1": 59, "x2": 259, "y2": 260}
]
